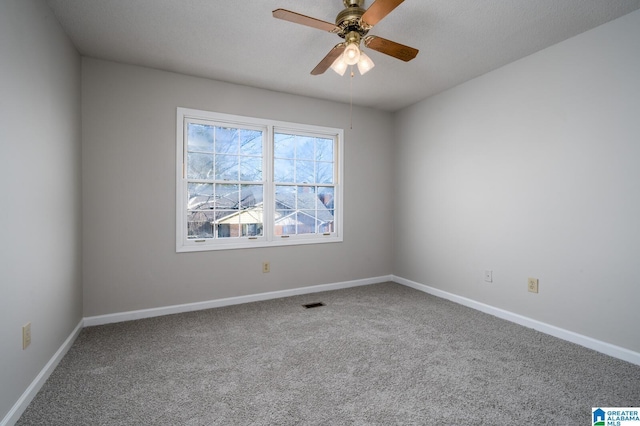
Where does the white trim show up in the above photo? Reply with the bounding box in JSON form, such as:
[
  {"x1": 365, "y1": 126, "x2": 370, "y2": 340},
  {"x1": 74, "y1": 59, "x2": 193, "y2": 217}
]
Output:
[
  {"x1": 1, "y1": 320, "x2": 83, "y2": 426},
  {"x1": 84, "y1": 275, "x2": 393, "y2": 327},
  {"x1": 392, "y1": 275, "x2": 640, "y2": 366},
  {"x1": 176, "y1": 107, "x2": 344, "y2": 252}
]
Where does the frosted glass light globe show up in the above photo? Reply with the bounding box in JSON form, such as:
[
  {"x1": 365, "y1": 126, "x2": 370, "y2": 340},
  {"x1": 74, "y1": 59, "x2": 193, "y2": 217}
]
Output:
[
  {"x1": 330, "y1": 53, "x2": 348, "y2": 75},
  {"x1": 343, "y1": 43, "x2": 361, "y2": 65},
  {"x1": 357, "y1": 51, "x2": 375, "y2": 75}
]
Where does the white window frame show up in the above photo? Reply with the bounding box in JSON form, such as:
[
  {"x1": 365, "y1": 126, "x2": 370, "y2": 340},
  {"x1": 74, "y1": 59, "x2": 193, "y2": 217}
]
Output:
[{"x1": 176, "y1": 107, "x2": 344, "y2": 252}]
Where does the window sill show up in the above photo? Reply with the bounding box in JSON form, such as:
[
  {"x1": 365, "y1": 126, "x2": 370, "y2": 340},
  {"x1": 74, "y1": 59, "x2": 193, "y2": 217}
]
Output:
[{"x1": 176, "y1": 235, "x2": 343, "y2": 252}]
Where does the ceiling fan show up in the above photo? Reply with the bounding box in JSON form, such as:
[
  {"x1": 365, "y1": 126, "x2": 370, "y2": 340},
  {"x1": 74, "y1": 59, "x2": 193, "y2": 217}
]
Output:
[{"x1": 273, "y1": 0, "x2": 419, "y2": 76}]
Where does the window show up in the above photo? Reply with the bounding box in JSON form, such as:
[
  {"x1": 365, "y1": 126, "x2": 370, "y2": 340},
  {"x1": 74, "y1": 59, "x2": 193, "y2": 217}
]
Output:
[{"x1": 176, "y1": 108, "x2": 343, "y2": 252}]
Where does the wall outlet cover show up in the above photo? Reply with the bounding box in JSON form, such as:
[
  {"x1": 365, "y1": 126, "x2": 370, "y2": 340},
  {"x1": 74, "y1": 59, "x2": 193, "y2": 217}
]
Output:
[{"x1": 22, "y1": 322, "x2": 31, "y2": 349}]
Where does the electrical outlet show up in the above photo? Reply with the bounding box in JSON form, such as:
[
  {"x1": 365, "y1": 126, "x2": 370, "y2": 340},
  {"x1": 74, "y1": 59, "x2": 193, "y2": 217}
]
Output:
[
  {"x1": 484, "y1": 270, "x2": 493, "y2": 282},
  {"x1": 23, "y1": 322, "x2": 31, "y2": 349},
  {"x1": 262, "y1": 262, "x2": 270, "y2": 273},
  {"x1": 528, "y1": 277, "x2": 539, "y2": 293}
]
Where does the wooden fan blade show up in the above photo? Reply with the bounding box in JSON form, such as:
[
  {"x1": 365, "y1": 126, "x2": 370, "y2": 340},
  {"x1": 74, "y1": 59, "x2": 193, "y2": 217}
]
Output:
[
  {"x1": 272, "y1": 9, "x2": 339, "y2": 33},
  {"x1": 311, "y1": 44, "x2": 346, "y2": 75},
  {"x1": 364, "y1": 35, "x2": 418, "y2": 62},
  {"x1": 361, "y1": 0, "x2": 404, "y2": 27}
]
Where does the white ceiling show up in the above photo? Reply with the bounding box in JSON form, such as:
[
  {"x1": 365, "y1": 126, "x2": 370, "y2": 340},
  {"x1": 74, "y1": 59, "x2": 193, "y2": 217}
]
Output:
[{"x1": 46, "y1": 0, "x2": 640, "y2": 111}]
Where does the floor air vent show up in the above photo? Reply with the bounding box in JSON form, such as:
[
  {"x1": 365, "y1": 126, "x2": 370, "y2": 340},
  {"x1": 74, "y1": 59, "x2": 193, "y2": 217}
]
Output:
[{"x1": 302, "y1": 302, "x2": 325, "y2": 309}]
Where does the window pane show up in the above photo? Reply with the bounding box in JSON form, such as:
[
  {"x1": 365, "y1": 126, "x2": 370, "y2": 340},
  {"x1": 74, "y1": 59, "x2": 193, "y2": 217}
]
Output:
[
  {"x1": 188, "y1": 183, "x2": 214, "y2": 210},
  {"x1": 296, "y1": 160, "x2": 315, "y2": 184},
  {"x1": 217, "y1": 223, "x2": 232, "y2": 238},
  {"x1": 242, "y1": 221, "x2": 263, "y2": 237},
  {"x1": 216, "y1": 184, "x2": 239, "y2": 208},
  {"x1": 186, "y1": 123, "x2": 265, "y2": 240},
  {"x1": 215, "y1": 155, "x2": 239, "y2": 180},
  {"x1": 275, "y1": 202, "x2": 295, "y2": 233},
  {"x1": 297, "y1": 211, "x2": 317, "y2": 234},
  {"x1": 274, "y1": 133, "x2": 295, "y2": 158},
  {"x1": 187, "y1": 211, "x2": 215, "y2": 239},
  {"x1": 187, "y1": 123, "x2": 214, "y2": 152},
  {"x1": 316, "y1": 138, "x2": 333, "y2": 161},
  {"x1": 239, "y1": 208, "x2": 263, "y2": 237},
  {"x1": 275, "y1": 185, "x2": 296, "y2": 208},
  {"x1": 240, "y1": 156, "x2": 262, "y2": 181},
  {"x1": 318, "y1": 187, "x2": 335, "y2": 212},
  {"x1": 240, "y1": 185, "x2": 263, "y2": 208},
  {"x1": 276, "y1": 211, "x2": 297, "y2": 236},
  {"x1": 215, "y1": 127, "x2": 238, "y2": 154},
  {"x1": 216, "y1": 210, "x2": 237, "y2": 238},
  {"x1": 274, "y1": 159, "x2": 294, "y2": 183},
  {"x1": 296, "y1": 187, "x2": 317, "y2": 210},
  {"x1": 316, "y1": 162, "x2": 333, "y2": 184},
  {"x1": 239, "y1": 130, "x2": 262, "y2": 156},
  {"x1": 274, "y1": 186, "x2": 335, "y2": 236},
  {"x1": 319, "y1": 221, "x2": 334, "y2": 233},
  {"x1": 187, "y1": 152, "x2": 213, "y2": 179},
  {"x1": 317, "y1": 199, "x2": 334, "y2": 225},
  {"x1": 296, "y1": 136, "x2": 315, "y2": 160}
]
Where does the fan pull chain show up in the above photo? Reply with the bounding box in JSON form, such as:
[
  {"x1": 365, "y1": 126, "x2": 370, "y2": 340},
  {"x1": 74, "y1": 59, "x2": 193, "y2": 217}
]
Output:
[{"x1": 350, "y1": 67, "x2": 354, "y2": 129}]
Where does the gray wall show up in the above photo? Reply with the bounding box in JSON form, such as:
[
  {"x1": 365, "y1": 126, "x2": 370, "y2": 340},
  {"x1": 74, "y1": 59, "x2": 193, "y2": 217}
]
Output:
[
  {"x1": 81, "y1": 58, "x2": 394, "y2": 317},
  {"x1": 4, "y1": 2, "x2": 638, "y2": 420},
  {"x1": 0, "y1": 0, "x2": 82, "y2": 421},
  {"x1": 393, "y1": 10, "x2": 640, "y2": 352}
]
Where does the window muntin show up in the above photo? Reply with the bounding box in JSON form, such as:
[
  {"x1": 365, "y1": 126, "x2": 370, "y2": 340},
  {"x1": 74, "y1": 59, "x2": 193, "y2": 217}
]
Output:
[
  {"x1": 274, "y1": 132, "x2": 335, "y2": 237},
  {"x1": 177, "y1": 108, "x2": 343, "y2": 252},
  {"x1": 184, "y1": 121, "x2": 264, "y2": 241}
]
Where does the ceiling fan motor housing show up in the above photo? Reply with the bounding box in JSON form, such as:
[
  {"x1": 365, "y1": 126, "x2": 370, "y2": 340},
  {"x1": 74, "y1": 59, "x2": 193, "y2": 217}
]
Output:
[
  {"x1": 336, "y1": 0, "x2": 370, "y2": 39},
  {"x1": 343, "y1": 0, "x2": 364, "y2": 8}
]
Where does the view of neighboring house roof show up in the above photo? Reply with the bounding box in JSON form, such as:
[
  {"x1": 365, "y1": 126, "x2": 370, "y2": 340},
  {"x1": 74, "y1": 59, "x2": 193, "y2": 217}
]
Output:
[
  {"x1": 188, "y1": 186, "x2": 260, "y2": 211},
  {"x1": 189, "y1": 188, "x2": 334, "y2": 226},
  {"x1": 274, "y1": 191, "x2": 334, "y2": 223}
]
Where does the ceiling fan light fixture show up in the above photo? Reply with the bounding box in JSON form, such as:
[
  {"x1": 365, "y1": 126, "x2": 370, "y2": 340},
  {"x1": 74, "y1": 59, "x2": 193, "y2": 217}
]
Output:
[
  {"x1": 357, "y1": 51, "x2": 375, "y2": 75},
  {"x1": 343, "y1": 42, "x2": 361, "y2": 65},
  {"x1": 273, "y1": 0, "x2": 419, "y2": 76},
  {"x1": 330, "y1": 53, "x2": 348, "y2": 76}
]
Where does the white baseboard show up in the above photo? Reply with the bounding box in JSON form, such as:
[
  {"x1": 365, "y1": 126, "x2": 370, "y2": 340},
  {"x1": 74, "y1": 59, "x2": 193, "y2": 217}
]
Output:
[
  {"x1": 84, "y1": 275, "x2": 394, "y2": 327},
  {"x1": 7, "y1": 274, "x2": 635, "y2": 426},
  {"x1": 393, "y1": 275, "x2": 640, "y2": 366},
  {"x1": 1, "y1": 320, "x2": 83, "y2": 426}
]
